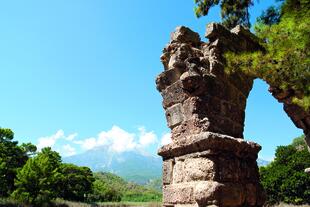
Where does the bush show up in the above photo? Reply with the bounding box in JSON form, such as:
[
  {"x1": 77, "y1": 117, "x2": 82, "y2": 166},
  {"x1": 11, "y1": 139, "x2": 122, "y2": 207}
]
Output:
[{"x1": 260, "y1": 136, "x2": 310, "y2": 205}]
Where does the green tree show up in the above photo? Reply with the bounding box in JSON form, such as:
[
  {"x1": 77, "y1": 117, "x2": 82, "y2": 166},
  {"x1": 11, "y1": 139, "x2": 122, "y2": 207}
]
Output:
[
  {"x1": 89, "y1": 172, "x2": 162, "y2": 202},
  {"x1": 11, "y1": 147, "x2": 62, "y2": 206},
  {"x1": 0, "y1": 128, "x2": 36, "y2": 197},
  {"x1": 291, "y1": 135, "x2": 306, "y2": 148},
  {"x1": 193, "y1": 0, "x2": 254, "y2": 29},
  {"x1": 90, "y1": 178, "x2": 121, "y2": 202},
  {"x1": 260, "y1": 136, "x2": 310, "y2": 205},
  {"x1": 257, "y1": 5, "x2": 281, "y2": 25},
  {"x1": 225, "y1": 0, "x2": 310, "y2": 110},
  {"x1": 59, "y1": 163, "x2": 94, "y2": 202}
]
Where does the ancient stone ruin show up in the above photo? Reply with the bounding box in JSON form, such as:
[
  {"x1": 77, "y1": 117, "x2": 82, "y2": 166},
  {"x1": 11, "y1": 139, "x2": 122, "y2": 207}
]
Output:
[
  {"x1": 156, "y1": 22, "x2": 310, "y2": 206},
  {"x1": 156, "y1": 23, "x2": 265, "y2": 207},
  {"x1": 269, "y1": 87, "x2": 310, "y2": 152},
  {"x1": 270, "y1": 85, "x2": 310, "y2": 174}
]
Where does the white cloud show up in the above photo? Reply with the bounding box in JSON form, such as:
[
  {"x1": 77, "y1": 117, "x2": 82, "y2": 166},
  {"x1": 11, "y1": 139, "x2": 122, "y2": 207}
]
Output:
[
  {"x1": 161, "y1": 133, "x2": 172, "y2": 146},
  {"x1": 77, "y1": 137, "x2": 97, "y2": 150},
  {"x1": 62, "y1": 144, "x2": 77, "y2": 157},
  {"x1": 66, "y1": 133, "x2": 78, "y2": 141},
  {"x1": 97, "y1": 125, "x2": 137, "y2": 153},
  {"x1": 37, "y1": 130, "x2": 65, "y2": 151},
  {"x1": 138, "y1": 127, "x2": 158, "y2": 147},
  {"x1": 73, "y1": 125, "x2": 159, "y2": 153},
  {"x1": 37, "y1": 126, "x2": 166, "y2": 155},
  {"x1": 36, "y1": 130, "x2": 78, "y2": 155}
]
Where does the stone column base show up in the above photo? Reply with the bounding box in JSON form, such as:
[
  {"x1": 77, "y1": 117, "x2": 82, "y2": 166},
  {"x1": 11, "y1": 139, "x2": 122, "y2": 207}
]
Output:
[{"x1": 158, "y1": 132, "x2": 266, "y2": 207}]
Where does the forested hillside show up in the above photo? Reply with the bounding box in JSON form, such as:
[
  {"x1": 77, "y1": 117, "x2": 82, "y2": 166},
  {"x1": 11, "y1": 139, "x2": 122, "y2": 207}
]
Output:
[{"x1": 0, "y1": 128, "x2": 161, "y2": 206}]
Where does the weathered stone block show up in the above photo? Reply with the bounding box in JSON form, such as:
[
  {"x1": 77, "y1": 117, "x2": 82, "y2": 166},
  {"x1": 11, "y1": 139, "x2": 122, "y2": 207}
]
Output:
[
  {"x1": 162, "y1": 81, "x2": 189, "y2": 109},
  {"x1": 171, "y1": 26, "x2": 201, "y2": 46},
  {"x1": 245, "y1": 183, "x2": 257, "y2": 206},
  {"x1": 163, "y1": 184, "x2": 194, "y2": 204},
  {"x1": 194, "y1": 181, "x2": 223, "y2": 206},
  {"x1": 166, "y1": 103, "x2": 185, "y2": 128},
  {"x1": 173, "y1": 161, "x2": 184, "y2": 183},
  {"x1": 156, "y1": 67, "x2": 187, "y2": 92},
  {"x1": 180, "y1": 71, "x2": 203, "y2": 92},
  {"x1": 175, "y1": 204, "x2": 198, "y2": 207},
  {"x1": 220, "y1": 184, "x2": 245, "y2": 207},
  {"x1": 218, "y1": 156, "x2": 241, "y2": 182},
  {"x1": 158, "y1": 132, "x2": 261, "y2": 160},
  {"x1": 208, "y1": 116, "x2": 236, "y2": 138},
  {"x1": 240, "y1": 159, "x2": 259, "y2": 182},
  {"x1": 182, "y1": 97, "x2": 201, "y2": 120},
  {"x1": 163, "y1": 159, "x2": 174, "y2": 184},
  {"x1": 205, "y1": 23, "x2": 232, "y2": 42},
  {"x1": 184, "y1": 158, "x2": 215, "y2": 181}
]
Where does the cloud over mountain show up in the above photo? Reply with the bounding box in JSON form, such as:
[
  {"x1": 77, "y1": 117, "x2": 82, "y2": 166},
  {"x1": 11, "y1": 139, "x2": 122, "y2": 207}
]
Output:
[{"x1": 36, "y1": 126, "x2": 170, "y2": 157}]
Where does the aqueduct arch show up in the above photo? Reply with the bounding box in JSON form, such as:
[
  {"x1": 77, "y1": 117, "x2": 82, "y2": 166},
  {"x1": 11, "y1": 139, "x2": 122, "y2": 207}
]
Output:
[{"x1": 156, "y1": 23, "x2": 310, "y2": 207}]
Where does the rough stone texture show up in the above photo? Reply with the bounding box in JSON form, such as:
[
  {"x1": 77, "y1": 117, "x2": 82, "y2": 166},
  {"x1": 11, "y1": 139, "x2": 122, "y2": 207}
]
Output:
[
  {"x1": 156, "y1": 23, "x2": 266, "y2": 207},
  {"x1": 163, "y1": 160, "x2": 174, "y2": 185},
  {"x1": 194, "y1": 181, "x2": 223, "y2": 206},
  {"x1": 269, "y1": 87, "x2": 310, "y2": 151},
  {"x1": 157, "y1": 23, "x2": 258, "y2": 142},
  {"x1": 159, "y1": 133, "x2": 265, "y2": 207}
]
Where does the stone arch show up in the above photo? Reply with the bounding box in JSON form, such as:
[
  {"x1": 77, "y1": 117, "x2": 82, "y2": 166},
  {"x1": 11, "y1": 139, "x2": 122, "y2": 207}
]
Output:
[{"x1": 156, "y1": 23, "x2": 309, "y2": 207}]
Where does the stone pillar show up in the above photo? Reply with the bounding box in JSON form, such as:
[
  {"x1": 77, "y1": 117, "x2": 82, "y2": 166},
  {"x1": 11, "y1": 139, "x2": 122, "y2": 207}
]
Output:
[
  {"x1": 159, "y1": 133, "x2": 265, "y2": 207},
  {"x1": 156, "y1": 23, "x2": 266, "y2": 207}
]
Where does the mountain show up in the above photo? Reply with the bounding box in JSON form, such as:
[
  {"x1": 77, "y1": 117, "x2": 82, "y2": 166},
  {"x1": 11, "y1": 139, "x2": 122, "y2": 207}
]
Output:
[
  {"x1": 63, "y1": 147, "x2": 162, "y2": 185},
  {"x1": 257, "y1": 158, "x2": 270, "y2": 167}
]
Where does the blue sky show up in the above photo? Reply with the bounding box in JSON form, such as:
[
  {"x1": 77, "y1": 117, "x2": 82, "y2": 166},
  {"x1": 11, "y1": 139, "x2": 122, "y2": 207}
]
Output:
[{"x1": 0, "y1": 0, "x2": 302, "y2": 160}]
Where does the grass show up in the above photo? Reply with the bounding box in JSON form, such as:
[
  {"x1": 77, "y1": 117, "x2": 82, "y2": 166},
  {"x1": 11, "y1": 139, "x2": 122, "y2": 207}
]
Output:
[
  {"x1": 2, "y1": 198, "x2": 310, "y2": 207},
  {"x1": 273, "y1": 204, "x2": 310, "y2": 207},
  {"x1": 0, "y1": 198, "x2": 161, "y2": 207},
  {"x1": 54, "y1": 200, "x2": 161, "y2": 207}
]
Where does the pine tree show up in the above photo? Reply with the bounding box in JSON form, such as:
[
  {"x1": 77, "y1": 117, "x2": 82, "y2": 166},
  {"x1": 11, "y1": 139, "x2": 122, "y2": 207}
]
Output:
[
  {"x1": 11, "y1": 147, "x2": 62, "y2": 205},
  {"x1": 194, "y1": 0, "x2": 254, "y2": 29},
  {"x1": 225, "y1": 0, "x2": 310, "y2": 110},
  {"x1": 0, "y1": 128, "x2": 36, "y2": 197}
]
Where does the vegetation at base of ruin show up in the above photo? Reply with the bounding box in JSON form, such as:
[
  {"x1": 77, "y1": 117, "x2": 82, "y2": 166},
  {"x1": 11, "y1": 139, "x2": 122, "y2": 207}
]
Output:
[
  {"x1": 0, "y1": 197, "x2": 162, "y2": 207},
  {"x1": 259, "y1": 135, "x2": 310, "y2": 205},
  {"x1": 193, "y1": 0, "x2": 254, "y2": 29},
  {"x1": 224, "y1": 0, "x2": 310, "y2": 111},
  {"x1": 273, "y1": 204, "x2": 310, "y2": 207},
  {"x1": 0, "y1": 127, "x2": 162, "y2": 207}
]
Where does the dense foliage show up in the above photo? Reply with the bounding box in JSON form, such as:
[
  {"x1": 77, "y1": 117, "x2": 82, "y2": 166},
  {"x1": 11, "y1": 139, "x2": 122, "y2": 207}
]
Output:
[
  {"x1": 11, "y1": 148, "x2": 96, "y2": 206},
  {"x1": 11, "y1": 147, "x2": 63, "y2": 205},
  {"x1": 59, "y1": 163, "x2": 94, "y2": 202},
  {"x1": 225, "y1": 0, "x2": 310, "y2": 110},
  {"x1": 260, "y1": 136, "x2": 310, "y2": 205},
  {"x1": 193, "y1": 0, "x2": 254, "y2": 29},
  {"x1": 0, "y1": 128, "x2": 162, "y2": 206},
  {"x1": 89, "y1": 172, "x2": 162, "y2": 202},
  {"x1": 0, "y1": 128, "x2": 36, "y2": 197}
]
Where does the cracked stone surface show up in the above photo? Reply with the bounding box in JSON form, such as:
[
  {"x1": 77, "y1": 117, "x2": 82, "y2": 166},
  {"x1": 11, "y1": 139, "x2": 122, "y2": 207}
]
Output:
[
  {"x1": 156, "y1": 22, "x2": 309, "y2": 207},
  {"x1": 156, "y1": 23, "x2": 266, "y2": 207}
]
